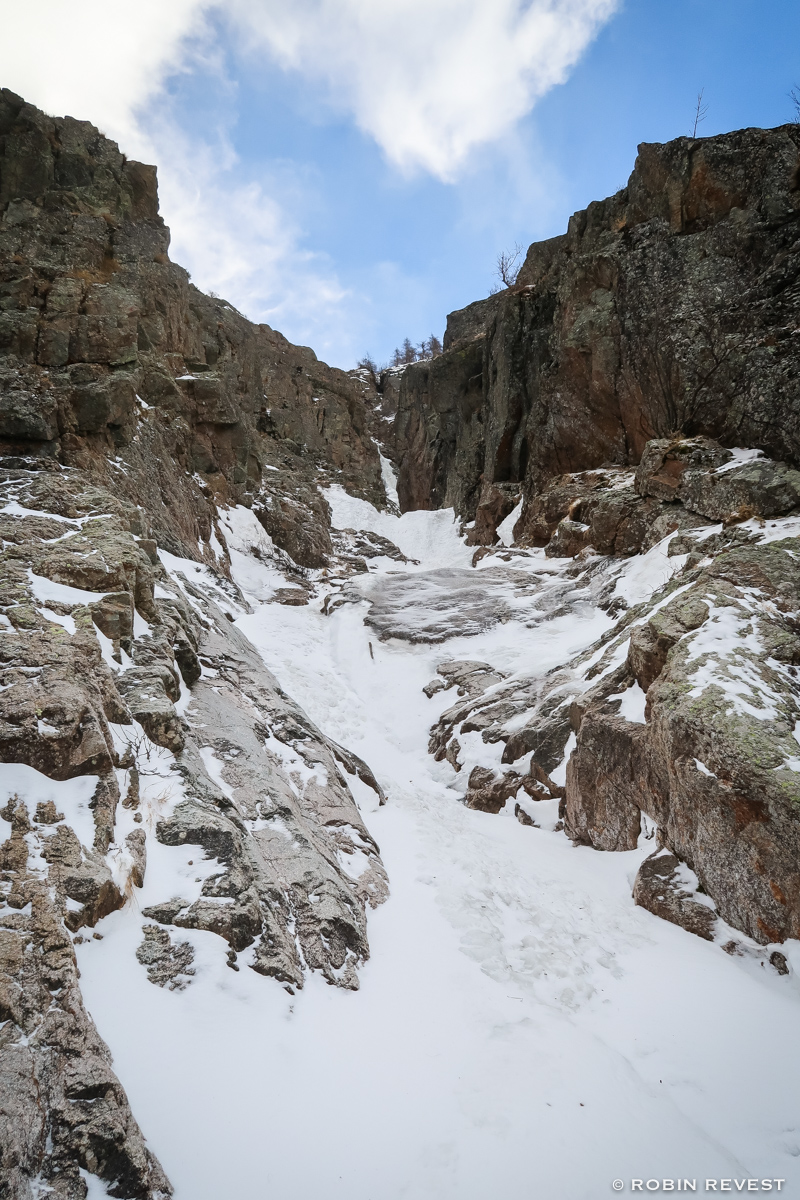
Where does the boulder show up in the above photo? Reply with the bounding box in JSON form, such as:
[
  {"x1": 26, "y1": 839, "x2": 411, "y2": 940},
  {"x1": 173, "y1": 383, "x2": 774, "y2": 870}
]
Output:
[
  {"x1": 465, "y1": 766, "x2": 523, "y2": 813},
  {"x1": 565, "y1": 539, "x2": 800, "y2": 943},
  {"x1": 633, "y1": 849, "x2": 717, "y2": 940}
]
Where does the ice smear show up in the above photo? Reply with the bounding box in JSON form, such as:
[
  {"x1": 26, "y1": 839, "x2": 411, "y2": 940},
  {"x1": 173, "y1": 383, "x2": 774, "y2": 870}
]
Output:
[
  {"x1": 684, "y1": 602, "x2": 780, "y2": 721},
  {"x1": 157, "y1": 549, "x2": 244, "y2": 618},
  {"x1": 613, "y1": 535, "x2": 687, "y2": 607},
  {"x1": 72, "y1": 486, "x2": 800, "y2": 1200},
  {"x1": 326, "y1": 483, "x2": 473, "y2": 570},
  {"x1": 79, "y1": 1168, "x2": 112, "y2": 1199},
  {"x1": 198, "y1": 747, "x2": 235, "y2": 801},
  {"x1": 714, "y1": 447, "x2": 765, "y2": 474},
  {"x1": 38, "y1": 607, "x2": 76, "y2": 634},
  {"x1": 496, "y1": 498, "x2": 522, "y2": 547},
  {"x1": 608, "y1": 681, "x2": 648, "y2": 724},
  {"x1": 379, "y1": 451, "x2": 400, "y2": 508},
  {"x1": 215, "y1": 505, "x2": 287, "y2": 602}
]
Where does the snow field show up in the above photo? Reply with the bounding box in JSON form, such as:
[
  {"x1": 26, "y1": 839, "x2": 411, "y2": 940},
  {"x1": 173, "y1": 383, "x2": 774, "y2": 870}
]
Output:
[{"x1": 71, "y1": 487, "x2": 800, "y2": 1199}]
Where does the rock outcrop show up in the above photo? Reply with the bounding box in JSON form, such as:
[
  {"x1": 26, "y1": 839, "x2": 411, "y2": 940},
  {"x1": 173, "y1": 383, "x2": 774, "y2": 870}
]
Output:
[
  {"x1": 0, "y1": 852, "x2": 172, "y2": 1200},
  {"x1": 394, "y1": 124, "x2": 800, "y2": 544},
  {"x1": 388, "y1": 119, "x2": 800, "y2": 959},
  {"x1": 565, "y1": 529, "x2": 800, "y2": 945},
  {"x1": 632, "y1": 849, "x2": 717, "y2": 941},
  {"x1": 0, "y1": 86, "x2": 386, "y2": 565},
  {"x1": 422, "y1": 464, "x2": 800, "y2": 947}
]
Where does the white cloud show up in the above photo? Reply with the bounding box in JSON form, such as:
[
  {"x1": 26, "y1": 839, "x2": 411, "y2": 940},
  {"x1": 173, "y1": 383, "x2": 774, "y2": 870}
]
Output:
[
  {"x1": 226, "y1": 0, "x2": 619, "y2": 179},
  {"x1": 1, "y1": 0, "x2": 618, "y2": 182},
  {"x1": 0, "y1": 0, "x2": 209, "y2": 152},
  {"x1": 152, "y1": 125, "x2": 359, "y2": 362}
]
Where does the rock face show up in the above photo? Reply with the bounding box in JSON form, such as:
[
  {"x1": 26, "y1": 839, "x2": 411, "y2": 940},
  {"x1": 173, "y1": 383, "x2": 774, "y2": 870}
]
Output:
[
  {"x1": 566, "y1": 532, "x2": 800, "y2": 944},
  {"x1": 146, "y1": 582, "x2": 387, "y2": 991},
  {"x1": 388, "y1": 120, "x2": 800, "y2": 957},
  {"x1": 0, "y1": 87, "x2": 385, "y2": 563},
  {"x1": 422, "y1": 482, "x2": 800, "y2": 949},
  {"x1": 0, "y1": 857, "x2": 172, "y2": 1200},
  {"x1": 394, "y1": 124, "x2": 800, "y2": 544},
  {"x1": 0, "y1": 458, "x2": 390, "y2": 1195},
  {"x1": 4, "y1": 88, "x2": 800, "y2": 1196},
  {"x1": 633, "y1": 849, "x2": 717, "y2": 941},
  {"x1": 0, "y1": 91, "x2": 391, "y2": 1199}
]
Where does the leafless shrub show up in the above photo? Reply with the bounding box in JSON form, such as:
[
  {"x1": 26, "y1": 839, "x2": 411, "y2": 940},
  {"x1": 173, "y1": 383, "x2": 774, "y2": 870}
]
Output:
[
  {"x1": 789, "y1": 85, "x2": 800, "y2": 125},
  {"x1": 495, "y1": 242, "x2": 523, "y2": 289},
  {"x1": 691, "y1": 88, "x2": 708, "y2": 138},
  {"x1": 357, "y1": 354, "x2": 379, "y2": 384},
  {"x1": 389, "y1": 335, "x2": 443, "y2": 366}
]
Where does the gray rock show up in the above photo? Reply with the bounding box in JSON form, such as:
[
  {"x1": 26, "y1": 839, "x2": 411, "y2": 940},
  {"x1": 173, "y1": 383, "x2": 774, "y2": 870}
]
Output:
[
  {"x1": 566, "y1": 538, "x2": 800, "y2": 943},
  {"x1": 136, "y1": 925, "x2": 196, "y2": 990},
  {"x1": 636, "y1": 437, "x2": 800, "y2": 522},
  {"x1": 0, "y1": 820, "x2": 172, "y2": 1197}
]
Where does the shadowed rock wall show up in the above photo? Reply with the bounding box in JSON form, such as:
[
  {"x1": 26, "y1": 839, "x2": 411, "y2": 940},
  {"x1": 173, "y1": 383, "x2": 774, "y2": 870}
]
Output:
[{"x1": 394, "y1": 124, "x2": 800, "y2": 543}]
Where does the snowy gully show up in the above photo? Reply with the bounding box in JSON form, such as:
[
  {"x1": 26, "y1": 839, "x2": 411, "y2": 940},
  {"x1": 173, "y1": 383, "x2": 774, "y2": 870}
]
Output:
[{"x1": 67, "y1": 475, "x2": 800, "y2": 1199}]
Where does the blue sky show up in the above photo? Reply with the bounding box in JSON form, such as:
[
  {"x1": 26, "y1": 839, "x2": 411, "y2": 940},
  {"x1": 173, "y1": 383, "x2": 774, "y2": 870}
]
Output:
[{"x1": 3, "y1": 1, "x2": 799, "y2": 367}]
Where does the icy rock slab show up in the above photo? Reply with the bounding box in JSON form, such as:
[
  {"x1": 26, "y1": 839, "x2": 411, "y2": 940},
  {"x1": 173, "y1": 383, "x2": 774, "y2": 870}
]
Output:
[{"x1": 147, "y1": 582, "x2": 388, "y2": 991}]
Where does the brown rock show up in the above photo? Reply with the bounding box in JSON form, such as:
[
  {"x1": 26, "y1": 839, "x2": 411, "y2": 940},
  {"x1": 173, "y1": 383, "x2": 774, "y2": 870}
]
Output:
[
  {"x1": 633, "y1": 849, "x2": 717, "y2": 940},
  {"x1": 465, "y1": 766, "x2": 523, "y2": 813},
  {"x1": 394, "y1": 125, "x2": 800, "y2": 535}
]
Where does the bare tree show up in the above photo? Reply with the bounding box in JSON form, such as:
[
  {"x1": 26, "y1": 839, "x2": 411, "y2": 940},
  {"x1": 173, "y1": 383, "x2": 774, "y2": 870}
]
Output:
[
  {"x1": 388, "y1": 334, "x2": 444, "y2": 367},
  {"x1": 357, "y1": 354, "x2": 378, "y2": 383},
  {"x1": 495, "y1": 242, "x2": 523, "y2": 289},
  {"x1": 413, "y1": 334, "x2": 444, "y2": 361},
  {"x1": 790, "y1": 85, "x2": 800, "y2": 124},
  {"x1": 691, "y1": 89, "x2": 708, "y2": 138}
]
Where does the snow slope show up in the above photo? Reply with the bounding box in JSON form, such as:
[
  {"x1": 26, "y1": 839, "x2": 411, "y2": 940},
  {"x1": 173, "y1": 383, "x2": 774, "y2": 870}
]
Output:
[{"x1": 74, "y1": 484, "x2": 800, "y2": 1199}]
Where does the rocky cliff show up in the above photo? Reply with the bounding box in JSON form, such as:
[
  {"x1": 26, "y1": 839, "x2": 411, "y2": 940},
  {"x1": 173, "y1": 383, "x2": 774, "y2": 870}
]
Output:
[
  {"x1": 0, "y1": 89, "x2": 390, "y2": 1199},
  {"x1": 394, "y1": 126, "x2": 800, "y2": 950},
  {"x1": 3, "y1": 86, "x2": 800, "y2": 1199},
  {"x1": 0, "y1": 87, "x2": 387, "y2": 563},
  {"x1": 394, "y1": 124, "x2": 800, "y2": 542}
]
